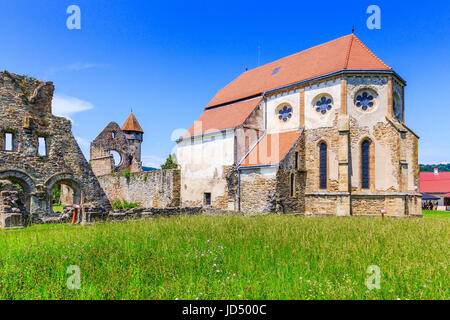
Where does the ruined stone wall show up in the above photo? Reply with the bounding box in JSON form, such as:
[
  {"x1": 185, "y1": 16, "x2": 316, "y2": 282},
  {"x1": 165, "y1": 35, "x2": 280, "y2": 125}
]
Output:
[
  {"x1": 275, "y1": 132, "x2": 305, "y2": 213},
  {"x1": 0, "y1": 71, "x2": 111, "y2": 222},
  {"x1": 90, "y1": 122, "x2": 142, "y2": 176},
  {"x1": 97, "y1": 169, "x2": 180, "y2": 208},
  {"x1": 239, "y1": 167, "x2": 277, "y2": 213}
]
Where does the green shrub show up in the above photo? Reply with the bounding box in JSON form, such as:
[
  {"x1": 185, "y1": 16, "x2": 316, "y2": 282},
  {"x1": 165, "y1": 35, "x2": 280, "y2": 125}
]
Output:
[
  {"x1": 112, "y1": 200, "x2": 123, "y2": 210},
  {"x1": 122, "y1": 169, "x2": 131, "y2": 179},
  {"x1": 112, "y1": 199, "x2": 140, "y2": 210}
]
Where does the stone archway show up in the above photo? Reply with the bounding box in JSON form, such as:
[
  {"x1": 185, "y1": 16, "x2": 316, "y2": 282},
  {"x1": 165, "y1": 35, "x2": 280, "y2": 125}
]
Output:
[
  {"x1": 44, "y1": 173, "x2": 81, "y2": 214},
  {"x1": 0, "y1": 169, "x2": 36, "y2": 194},
  {"x1": 0, "y1": 169, "x2": 36, "y2": 213}
]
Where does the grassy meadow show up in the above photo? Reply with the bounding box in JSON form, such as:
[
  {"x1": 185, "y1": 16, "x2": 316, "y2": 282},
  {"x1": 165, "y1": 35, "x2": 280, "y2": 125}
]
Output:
[{"x1": 0, "y1": 213, "x2": 448, "y2": 300}]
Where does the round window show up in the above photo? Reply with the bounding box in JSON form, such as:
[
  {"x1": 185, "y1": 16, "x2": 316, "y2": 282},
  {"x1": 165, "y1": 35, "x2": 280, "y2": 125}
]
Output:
[
  {"x1": 393, "y1": 93, "x2": 402, "y2": 121},
  {"x1": 276, "y1": 104, "x2": 293, "y2": 122},
  {"x1": 313, "y1": 95, "x2": 333, "y2": 115},
  {"x1": 355, "y1": 89, "x2": 377, "y2": 112}
]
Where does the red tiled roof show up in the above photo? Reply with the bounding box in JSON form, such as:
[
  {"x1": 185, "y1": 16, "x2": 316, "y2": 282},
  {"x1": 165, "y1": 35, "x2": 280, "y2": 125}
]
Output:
[
  {"x1": 183, "y1": 97, "x2": 262, "y2": 138},
  {"x1": 206, "y1": 34, "x2": 391, "y2": 109},
  {"x1": 420, "y1": 172, "x2": 450, "y2": 193},
  {"x1": 444, "y1": 193, "x2": 450, "y2": 198},
  {"x1": 241, "y1": 130, "x2": 303, "y2": 167},
  {"x1": 122, "y1": 113, "x2": 144, "y2": 133}
]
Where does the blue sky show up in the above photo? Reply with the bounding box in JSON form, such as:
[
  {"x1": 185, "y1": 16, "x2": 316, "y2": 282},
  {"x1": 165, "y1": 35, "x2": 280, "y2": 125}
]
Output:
[{"x1": 0, "y1": 0, "x2": 448, "y2": 166}]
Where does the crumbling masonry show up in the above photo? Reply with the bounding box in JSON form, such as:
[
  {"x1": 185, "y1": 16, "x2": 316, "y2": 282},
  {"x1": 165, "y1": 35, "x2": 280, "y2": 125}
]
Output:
[{"x1": 0, "y1": 71, "x2": 111, "y2": 228}]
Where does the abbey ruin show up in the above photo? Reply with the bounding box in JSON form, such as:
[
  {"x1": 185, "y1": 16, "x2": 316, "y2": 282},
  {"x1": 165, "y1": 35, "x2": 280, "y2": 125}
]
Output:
[
  {"x1": 0, "y1": 71, "x2": 111, "y2": 228},
  {"x1": 0, "y1": 34, "x2": 422, "y2": 229}
]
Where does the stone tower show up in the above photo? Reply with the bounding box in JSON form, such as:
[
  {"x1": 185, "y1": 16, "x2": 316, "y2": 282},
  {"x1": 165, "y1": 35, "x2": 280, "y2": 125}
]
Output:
[
  {"x1": 90, "y1": 113, "x2": 144, "y2": 177},
  {"x1": 121, "y1": 113, "x2": 144, "y2": 173}
]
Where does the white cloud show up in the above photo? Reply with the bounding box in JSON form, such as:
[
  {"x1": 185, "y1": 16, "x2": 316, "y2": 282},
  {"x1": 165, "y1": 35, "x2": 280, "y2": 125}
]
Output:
[
  {"x1": 52, "y1": 94, "x2": 94, "y2": 121},
  {"x1": 49, "y1": 62, "x2": 106, "y2": 73},
  {"x1": 142, "y1": 155, "x2": 165, "y2": 169}
]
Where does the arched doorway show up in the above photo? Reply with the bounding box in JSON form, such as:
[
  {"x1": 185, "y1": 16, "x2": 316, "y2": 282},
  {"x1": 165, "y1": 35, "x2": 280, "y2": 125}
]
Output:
[
  {"x1": 0, "y1": 170, "x2": 35, "y2": 213},
  {"x1": 44, "y1": 173, "x2": 81, "y2": 215}
]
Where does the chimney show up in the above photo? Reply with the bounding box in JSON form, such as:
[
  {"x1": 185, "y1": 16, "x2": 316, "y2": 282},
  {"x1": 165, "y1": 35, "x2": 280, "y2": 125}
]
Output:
[{"x1": 434, "y1": 168, "x2": 439, "y2": 176}]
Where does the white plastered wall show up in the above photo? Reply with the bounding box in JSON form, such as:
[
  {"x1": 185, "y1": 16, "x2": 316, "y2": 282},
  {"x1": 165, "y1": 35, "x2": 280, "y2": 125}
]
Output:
[
  {"x1": 177, "y1": 131, "x2": 235, "y2": 205},
  {"x1": 346, "y1": 75, "x2": 398, "y2": 191},
  {"x1": 304, "y1": 78, "x2": 341, "y2": 130},
  {"x1": 266, "y1": 89, "x2": 300, "y2": 133}
]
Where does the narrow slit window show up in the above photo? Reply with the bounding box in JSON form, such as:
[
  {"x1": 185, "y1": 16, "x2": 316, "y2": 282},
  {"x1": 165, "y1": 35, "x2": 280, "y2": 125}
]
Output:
[
  {"x1": 38, "y1": 137, "x2": 47, "y2": 156},
  {"x1": 361, "y1": 140, "x2": 371, "y2": 189},
  {"x1": 5, "y1": 133, "x2": 13, "y2": 151},
  {"x1": 319, "y1": 142, "x2": 327, "y2": 189},
  {"x1": 204, "y1": 193, "x2": 211, "y2": 206},
  {"x1": 295, "y1": 152, "x2": 299, "y2": 170},
  {"x1": 290, "y1": 173, "x2": 295, "y2": 197}
]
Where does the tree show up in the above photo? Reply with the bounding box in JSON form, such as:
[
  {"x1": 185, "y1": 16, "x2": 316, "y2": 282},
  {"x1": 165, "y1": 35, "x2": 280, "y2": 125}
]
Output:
[{"x1": 161, "y1": 154, "x2": 178, "y2": 169}]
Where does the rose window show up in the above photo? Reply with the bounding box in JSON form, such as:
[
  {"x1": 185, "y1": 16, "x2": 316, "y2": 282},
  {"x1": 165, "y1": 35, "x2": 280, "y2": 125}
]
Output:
[
  {"x1": 315, "y1": 96, "x2": 333, "y2": 115},
  {"x1": 356, "y1": 92, "x2": 374, "y2": 111},
  {"x1": 277, "y1": 105, "x2": 292, "y2": 122}
]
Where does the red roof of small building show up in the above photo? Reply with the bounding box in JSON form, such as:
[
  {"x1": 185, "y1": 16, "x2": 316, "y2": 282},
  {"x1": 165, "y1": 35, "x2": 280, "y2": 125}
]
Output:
[
  {"x1": 206, "y1": 34, "x2": 391, "y2": 108},
  {"x1": 122, "y1": 113, "x2": 144, "y2": 133},
  {"x1": 241, "y1": 130, "x2": 303, "y2": 167},
  {"x1": 182, "y1": 97, "x2": 262, "y2": 138},
  {"x1": 420, "y1": 172, "x2": 450, "y2": 193}
]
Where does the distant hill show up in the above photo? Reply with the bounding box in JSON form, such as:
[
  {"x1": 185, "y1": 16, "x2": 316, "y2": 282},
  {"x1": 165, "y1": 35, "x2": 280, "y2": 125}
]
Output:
[
  {"x1": 419, "y1": 163, "x2": 450, "y2": 172},
  {"x1": 142, "y1": 166, "x2": 158, "y2": 172}
]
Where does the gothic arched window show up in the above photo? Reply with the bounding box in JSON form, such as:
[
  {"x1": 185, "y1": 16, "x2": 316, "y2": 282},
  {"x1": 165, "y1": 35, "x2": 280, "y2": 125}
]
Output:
[
  {"x1": 361, "y1": 140, "x2": 371, "y2": 189},
  {"x1": 319, "y1": 142, "x2": 327, "y2": 189},
  {"x1": 290, "y1": 173, "x2": 295, "y2": 197}
]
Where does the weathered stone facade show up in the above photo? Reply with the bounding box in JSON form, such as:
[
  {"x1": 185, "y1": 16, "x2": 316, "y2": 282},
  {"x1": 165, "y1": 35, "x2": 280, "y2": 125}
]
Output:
[
  {"x1": 97, "y1": 169, "x2": 181, "y2": 208},
  {"x1": 178, "y1": 72, "x2": 422, "y2": 217},
  {"x1": 0, "y1": 71, "x2": 111, "y2": 227},
  {"x1": 90, "y1": 120, "x2": 143, "y2": 176}
]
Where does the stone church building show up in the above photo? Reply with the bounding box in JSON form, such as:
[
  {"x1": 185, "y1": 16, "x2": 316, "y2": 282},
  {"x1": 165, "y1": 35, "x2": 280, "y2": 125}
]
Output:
[{"x1": 177, "y1": 34, "x2": 422, "y2": 216}]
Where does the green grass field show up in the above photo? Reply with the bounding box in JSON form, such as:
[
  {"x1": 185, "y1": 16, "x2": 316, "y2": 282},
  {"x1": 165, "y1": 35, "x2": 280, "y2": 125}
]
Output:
[
  {"x1": 0, "y1": 213, "x2": 448, "y2": 300},
  {"x1": 422, "y1": 210, "x2": 450, "y2": 220}
]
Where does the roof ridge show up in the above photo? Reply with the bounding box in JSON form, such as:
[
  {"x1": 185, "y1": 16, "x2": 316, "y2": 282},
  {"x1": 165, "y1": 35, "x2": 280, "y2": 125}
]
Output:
[
  {"x1": 344, "y1": 34, "x2": 354, "y2": 69},
  {"x1": 351, "y1": 35, "x2": 391, "y2": 69},
  {"x1": 243, "y1": 34, "x2": 353, "y2": 74}
]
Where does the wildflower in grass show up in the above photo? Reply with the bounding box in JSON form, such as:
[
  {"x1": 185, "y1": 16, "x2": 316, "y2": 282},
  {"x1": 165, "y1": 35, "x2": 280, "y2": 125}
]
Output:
[
  {"x1": 213, "y1": 263, "x2": 216, "y2": 267},
  {"x1": 216, "y1": 270, "x2": 220, "y2": 273},
  {"x1": 195, "y1": 297, "x2": 199, "y2": 300},
  {"x1": 175, "y1": 298, "x2": 179, "y2": 300},
  {"x1": 299, "y1": 277, "x2": 302, "y2": 280},
  {"x1": 424, "y1": 284, "x2": 427, "y2": 288}
]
